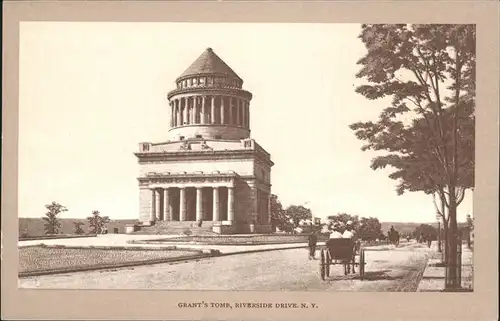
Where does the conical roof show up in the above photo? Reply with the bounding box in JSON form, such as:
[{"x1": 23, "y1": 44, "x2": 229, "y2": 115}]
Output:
[{"x1": 178, "y1": 48, "x2": 241, "y2": 80}]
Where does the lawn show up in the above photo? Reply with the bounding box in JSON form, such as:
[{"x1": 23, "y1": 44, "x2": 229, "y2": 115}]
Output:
[{"x1": 19, "y1": 246, "x2": 203, "y2": 275}]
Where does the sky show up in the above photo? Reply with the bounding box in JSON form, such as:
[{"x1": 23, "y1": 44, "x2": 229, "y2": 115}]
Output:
[{"x1": 18, "y1": 22, "x2": 473, "y2": 223}]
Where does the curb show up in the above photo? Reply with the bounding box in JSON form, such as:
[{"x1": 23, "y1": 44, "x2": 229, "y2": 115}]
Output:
[
  {"x1": 130, "y1": 240, "x2": 311, "y2": 246},
  {"x1": 411, "y1": 254, "x2": 430, "y2": 292},
  {"x1": 416, "y1": 253, "x2": 442, "y2": 292},
  {"x1": 217, "y1": 245, "x2": 309, "y2": 256},
  {"x1": 19, "y1": 252, "x2": 212, "y2": 278},
  {"x1": 19, "y1": 244, "x2": 207, "y2": 252}
]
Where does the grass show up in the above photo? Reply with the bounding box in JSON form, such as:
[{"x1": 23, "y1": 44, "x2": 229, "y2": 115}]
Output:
[
  {"x1": 19, "y1": 234, "x2": 97, "y2": 241},
  {"x1": 19, "y1": 246, "x2": 204, "y2": 275}
]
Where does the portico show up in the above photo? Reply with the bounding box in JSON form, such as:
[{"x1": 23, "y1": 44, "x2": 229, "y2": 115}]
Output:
[{"x1": 148, "y1": 184, "x2": 235, "y2": 223}]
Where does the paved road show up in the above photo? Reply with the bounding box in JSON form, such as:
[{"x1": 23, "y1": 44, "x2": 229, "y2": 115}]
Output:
[{"x1": 20, "y1": 242, "x2": 431, "y2": 291}]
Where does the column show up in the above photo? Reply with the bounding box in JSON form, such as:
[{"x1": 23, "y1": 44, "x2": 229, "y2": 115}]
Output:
[
  {"x1": 186, "y1": 97, "x2": 190, "y2": 124},
  {"x1": 201, "y1": 96, "x2": 206, "y2": 124},
  {"x1": 182, "y1": 98, "x2": 188, "y2": 125},
  {"x1": 170, "y1": 102, "x2": 173, "y2": 127},
  {"x1": 163, "y1": 188, "x2": 170, "y2": 221},
  {"x1": 155, "y1": 189, "x2": 161, "y2": 221},
  {"x1": 150, "y1": 189, "x2": 156, "y2": 222},
  {"x1": 246, "y1": 102, "x2": 250, "y2": 127},
  {"x1": 213, "y1": 187, "x2": 220, "y2": 221},
  {"x1": 179, "y1": 187, "x2": 187, "y2": 221},
  {"x1": 229, "y1": 98, "x2": 233, "y2": 125},
  {"x1": 195, "y1": 97, "x2": 200, "y2": 124},
  {"x1": 196, "y1": 187, "x2": 203, "y2": 221},
  {"x1": 211, "y1": 96, "x2": 216, "y2": 124},
  {"x1": 267, "y1": 193, "x2": 271, "y2": 223},
  {"x1": 236, "y1": 99, "x2": 241, "y2": 126},
  {"x1": 172, "y1": 102, "x2": 176, "y2": 127},
  {"x1": 175, "y1": 99, "x2": 182, "y2": 126},
  {"x1": 191, "y1": 97, "x2": 196, "y2": 124},
  {"x1": 173, "y1": 101, "x2": 177, "y2": 127},
  {"x1": 227, "y1": 186, "x2": 235, "y2": 222},
  {"x1": 242, "y1": 101, "x2": 246, "y2": 128},
  {"x1": 220, "y1": 97, "x2": 225, "y2": 124},
  {"x1": 187, "y1": 97, "x2": 192, "y2": 124}
]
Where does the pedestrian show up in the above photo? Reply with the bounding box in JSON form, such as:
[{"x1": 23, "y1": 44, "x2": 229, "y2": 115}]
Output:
[{"x1": 307, "y1": 229, "x2": 318, "y2": 260}]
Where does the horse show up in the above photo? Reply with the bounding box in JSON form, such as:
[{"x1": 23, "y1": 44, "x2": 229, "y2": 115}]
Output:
[{"x1": 388, "y1": 229, "x2": 400, "y2": 246}]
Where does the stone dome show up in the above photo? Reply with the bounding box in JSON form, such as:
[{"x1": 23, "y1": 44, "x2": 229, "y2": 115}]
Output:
[
  {"x1": 167, "y1": 48, "x2": 253, "y2": 141},
  {"x1": 177, "y1": 47, "x2": 242, "y2": 83}
]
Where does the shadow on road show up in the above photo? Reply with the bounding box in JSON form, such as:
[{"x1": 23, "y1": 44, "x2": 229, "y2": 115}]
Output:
[{"x1": 323, "y1": 269, "x2": 402, "y2": 282}]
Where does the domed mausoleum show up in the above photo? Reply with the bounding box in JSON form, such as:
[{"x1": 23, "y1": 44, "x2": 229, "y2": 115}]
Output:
[{"x1": 134, "y1": 48, "x2": 273, "y2": 234}]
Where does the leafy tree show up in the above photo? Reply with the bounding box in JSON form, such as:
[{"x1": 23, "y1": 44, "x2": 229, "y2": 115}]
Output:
[
  {"x1": 327, "y1": 213, "x2": 360, "y2": 230},
  {"x1": 349, "y1": 24, "x2": 475, "y2": 289},
  {"x1": 285, "y1": 205, "x2": 312, "y2": 228},
  {"x1": 327, "y1": 213, "x2": 381, "y2": 240},
  {"x1": 270, "y1": 194, "x2": 287, "y2": 231},
  {"x1": 413, "y1": 224, "x2": 438, "y2": 241},
  {"x1": 87, "y1": 210, "x2": 110, "y2": 234},
  {"x1": 358, "y1": 217, "x2": 383, "y2": 241},
  {"x1": 73, "y1": 221, "x2": 85, "y2": 235},
  {"x1": 43, "y1": 201, "x2": 68, "y2": 235}
]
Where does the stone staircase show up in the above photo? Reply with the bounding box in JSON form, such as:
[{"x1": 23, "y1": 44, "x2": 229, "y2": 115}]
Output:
[{"x1": 135, "y1": 221, "x2": 218, "y2": 235}]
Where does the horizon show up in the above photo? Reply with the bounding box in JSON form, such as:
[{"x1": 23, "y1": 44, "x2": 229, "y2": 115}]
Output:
[
  {"x1": 19, "y1": 22, "x2": 473, "y2": 224},
  {"x1": 17, "y1": 216, "x2": 469, "y2": 225}
]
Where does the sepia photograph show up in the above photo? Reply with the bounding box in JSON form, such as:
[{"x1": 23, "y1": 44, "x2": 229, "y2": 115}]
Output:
[{"x1": 16, "y1": 22, "x2": 476, "y2": 292}]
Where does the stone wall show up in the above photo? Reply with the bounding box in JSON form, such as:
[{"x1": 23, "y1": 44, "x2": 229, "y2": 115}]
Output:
[
  {"x1": 254, "y1": 160, "x2": 271, "y2": 185},
  {"x1": 235, "y1": 178, "x2": 257, "y2": 224},
  {"x1": 139, "y1": 188, "x2": 153, "y2": 224},
  {"x1": 168, "y1": 125, "x2": 250, "y2": 141}
]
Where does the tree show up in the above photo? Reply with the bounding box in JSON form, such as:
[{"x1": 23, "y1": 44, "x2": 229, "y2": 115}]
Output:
[
  {"x1": 327, "y1": 213, "x2": 360, "y2": 230},
  {"x1": 43, "y1": 201, "x2": 68, "y2": 235},
  {"x1": 87, "y1": 210, "x2": 110, "y2": 234},
  {"x1": 73, "y1": 221, "x2": 85, "y2": 235},
  {"x1": 285, "y1": 205, "x2": 312, "y2": 228},
  {"x1": 358, "y1": 217, "x2": 383, "y2": 241},
  {"x1": 327, "y1": 213, "x2": 382, "y2": 240},
  {"x1": 413, "y1": 223, "x2": 438, "y2": 241},
  {"x1": 270, "y1": 194, "x2": 287, "y2": 231},
  {"x1": 349, "y1": 24, "x2": 475, "y2": 289}
]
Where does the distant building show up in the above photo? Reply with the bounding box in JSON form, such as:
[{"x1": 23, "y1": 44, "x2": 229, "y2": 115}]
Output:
[{"x1": 135, "y1": 48, "x2": 274, "y2": 234}]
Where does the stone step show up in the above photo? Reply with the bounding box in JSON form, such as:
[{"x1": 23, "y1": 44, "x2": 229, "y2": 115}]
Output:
[{"x1": 133, "y1": 221, "x2": 218, "y2": 235}]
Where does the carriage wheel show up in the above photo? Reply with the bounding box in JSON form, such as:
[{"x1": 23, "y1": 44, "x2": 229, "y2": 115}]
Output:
[
  {"x1": 325, "y1": 250, "x2": 331, "y2": 277},
  {"x1": 320, "y1": 249, "x2": 326, "y2": 281},
  {"x1": 359, "y1": 249, "x2": 365, "y2": 281}
]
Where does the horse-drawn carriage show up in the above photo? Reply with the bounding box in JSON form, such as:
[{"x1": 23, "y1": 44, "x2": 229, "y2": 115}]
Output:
[
  {"x1": 387, "y1": 228, "x2": 400, "y2": 246},
  {"x1": 319, "y1": 238, "x2": 366, "y2": 281}
]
